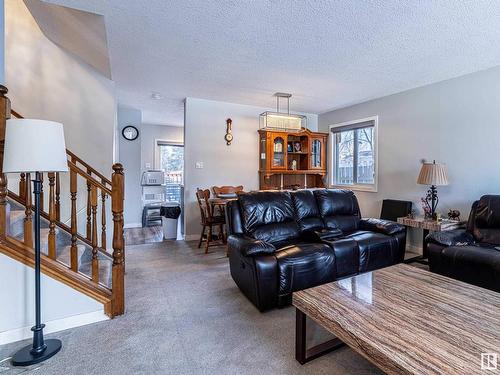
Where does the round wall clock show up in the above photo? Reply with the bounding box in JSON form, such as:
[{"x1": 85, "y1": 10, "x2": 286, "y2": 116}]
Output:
[{"x1": 122, "y1": 125, "x2": 139, "y2": 141}]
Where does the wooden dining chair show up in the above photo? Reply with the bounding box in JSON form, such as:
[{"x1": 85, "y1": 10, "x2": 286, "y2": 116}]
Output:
[
  {"x1": 212, "y1": 185, "x2": 244, "y2": 197},
  {"x1": 196, "y1": 188, "x2": 226, "y2": 253}
]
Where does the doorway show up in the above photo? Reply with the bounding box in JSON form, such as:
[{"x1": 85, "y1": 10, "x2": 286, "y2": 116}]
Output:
[
  {"x1": 124, "y1": 142, "x2": 184, "y2": 246},
  {"x1": 157, "y1": 142, "x2": 184, "y2": 238}
]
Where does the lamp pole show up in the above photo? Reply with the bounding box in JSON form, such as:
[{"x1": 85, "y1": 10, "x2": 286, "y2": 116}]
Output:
[
  {"x1": 429, "y1": 184, "x2": 439, "y2": 220},
  {"x1": 12, "y1": 173, "x2": 62, "y2": 366},
  {"x1": 3, "y1": 119, "x2": 68, "y2": 367}
]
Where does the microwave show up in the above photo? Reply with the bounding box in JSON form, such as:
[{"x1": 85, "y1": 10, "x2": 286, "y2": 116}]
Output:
[{"x1": 141, "y1": 170, "x2": 165, "y2": 186}]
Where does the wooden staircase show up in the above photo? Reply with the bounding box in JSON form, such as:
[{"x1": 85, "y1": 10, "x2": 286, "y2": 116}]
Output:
[{"x1": 0, "y1": 85, "x2": 125, "y2": 318}]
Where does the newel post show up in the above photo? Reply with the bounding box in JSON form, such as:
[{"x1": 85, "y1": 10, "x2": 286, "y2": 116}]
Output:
[
  {"x1": 111, "y1": 163, "x2": 125, "y2": 316},
  {"x1": 0, "y1": 85, "x2": 11, "y2": 240}
]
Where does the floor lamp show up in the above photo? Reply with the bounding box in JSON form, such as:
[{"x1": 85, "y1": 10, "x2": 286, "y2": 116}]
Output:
[{"x1": 3, "y1": 119, "x2": 68, "y2": 366}]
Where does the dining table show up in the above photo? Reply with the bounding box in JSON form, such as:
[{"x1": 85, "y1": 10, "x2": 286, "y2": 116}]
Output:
[
  {"x1": 208, "y1": 196, "x2": 238, "y2": 250},
  {"x1": 208, "y1": 196, "x2": 238, "y2": 210}
]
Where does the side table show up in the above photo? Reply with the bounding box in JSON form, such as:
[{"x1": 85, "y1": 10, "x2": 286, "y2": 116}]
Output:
[{"x1": 397, "y1": 217, "x2": 466, "y2": 264}]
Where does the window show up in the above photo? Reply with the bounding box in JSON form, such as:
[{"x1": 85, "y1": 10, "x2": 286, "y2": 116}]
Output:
[
  {"x1": 157, "y1": 142, "x2": 184, "y2": 203},
  {"x1": 330, "y1": 117, "x2": 377, "y2": 192},
  {"x1": 158, "y1": 143, "x2": 183, "y2": 183}
]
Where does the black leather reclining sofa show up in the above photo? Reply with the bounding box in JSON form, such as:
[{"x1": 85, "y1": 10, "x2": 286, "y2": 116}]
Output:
[
  {"x1": 226, "y1": 189, "x2": 407, "y2": 311},
  {"x1": 427, "y1": 195, "x2": 500, "y2": 292}
]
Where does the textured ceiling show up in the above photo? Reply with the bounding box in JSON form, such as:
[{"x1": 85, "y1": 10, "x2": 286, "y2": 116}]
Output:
[{"x1": 43, "y1": 0, "x2": 500, "y2": 126}]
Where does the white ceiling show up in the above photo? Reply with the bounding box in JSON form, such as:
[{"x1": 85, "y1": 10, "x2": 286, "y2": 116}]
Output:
[{"x1": 43, "y1": 0, "x2": 500, "y2": 126}]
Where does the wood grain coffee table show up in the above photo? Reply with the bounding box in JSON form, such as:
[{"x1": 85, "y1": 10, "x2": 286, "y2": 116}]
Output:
[{"x1": 293, "y1": 264, "x2": 500, "y2": 374}]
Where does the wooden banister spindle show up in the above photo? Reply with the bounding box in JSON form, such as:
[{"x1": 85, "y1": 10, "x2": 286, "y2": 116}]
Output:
[
  {"x1": 47, "y1": 173, "x2": 57, "y2": 259},
  {"x1": 111, "y1": 163, "x2": 125, "y2": 316},
  {"x1": 24, "y1": 173, "x2": 33, "y2": 248},
  {"x1": 55, "y1": 172, "x2": 61, "y2": 221},
  {"x1": 91, "y1": 184, "x2": 99, "y2": 283},
  {"x1": 86, "y1": 180, "x2": 92, "y2": 240},
  {"x1": 19, "y1": 173, "x2": 26, "y2": 202},
  {"x1": 0, "y1": 85, "x2": 11, "y2": 239},
  {"x1": 101, "y1": 184, "x2": 107, "y2": 250},
  {"x1": 70, "y1": 169, "x2": 78, "y2": 271}
]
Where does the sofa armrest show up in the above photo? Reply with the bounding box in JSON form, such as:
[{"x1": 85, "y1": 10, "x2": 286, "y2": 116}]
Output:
[
  {"x1": 360, "y1": 218, "x2": 405, "y2": 235},
  {"x1": 227, "y1": 235, "x2": 276, "y2": 257},
  {"x1": 426, "y1": 229, "x2": 475, "y2": 247}
]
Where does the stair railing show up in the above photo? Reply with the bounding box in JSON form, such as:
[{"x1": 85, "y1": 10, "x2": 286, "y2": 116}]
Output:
[{"x1": 0, "y1": 86, "x2": 125, "y2": 317}]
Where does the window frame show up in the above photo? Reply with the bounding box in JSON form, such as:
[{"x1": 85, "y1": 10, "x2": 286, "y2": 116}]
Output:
[
  {"x1": 154, "y1": 139, "x2": 184, "y2": 171},
  {"x1": 329, "y1": 116, "x2": 378, "y2": 193}
]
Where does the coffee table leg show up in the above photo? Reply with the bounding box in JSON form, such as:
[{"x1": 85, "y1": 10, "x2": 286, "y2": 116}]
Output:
[{"x1": 295, "y1": 308, "x2": 345, "y2": 364}]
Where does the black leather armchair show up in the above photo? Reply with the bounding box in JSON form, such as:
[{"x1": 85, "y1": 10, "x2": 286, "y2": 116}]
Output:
[
  {"x1": 427, "y1": 195, "x2": 500, "y2": 292},
  {"x1": 226, "y1": 189, "x2": 407, "y2": 311}
]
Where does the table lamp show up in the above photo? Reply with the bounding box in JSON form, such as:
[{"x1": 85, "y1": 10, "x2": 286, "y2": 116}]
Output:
[
  {"x1": 3, "y1": 119, "x2": 68, "y2": 366},
  {"x1": 417, "y1": 160, "x2": 448, "y2": 220}
]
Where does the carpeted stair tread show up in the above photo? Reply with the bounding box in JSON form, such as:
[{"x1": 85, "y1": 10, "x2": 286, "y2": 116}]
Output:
[
  {"x1": 7, "y1": 199, "x2": 25, "y2": 211},
  {"x1": 56, "y1": 244, "x2": 88, "y2": 267},
  {"x1": 78, "y1": 248, "x2": 113, "y2": 288},
  {"x1": 8, "y1": 209, "x2": 25, "y2": 237}
]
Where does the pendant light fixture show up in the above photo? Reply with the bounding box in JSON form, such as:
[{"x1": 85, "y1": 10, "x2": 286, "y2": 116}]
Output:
[{"x1": 259, "y1": 93, "x2": 307, "y2": 132}]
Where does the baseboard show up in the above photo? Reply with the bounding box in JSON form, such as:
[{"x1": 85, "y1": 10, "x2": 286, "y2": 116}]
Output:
[
  {"x1": 184, "y1": 234, "x2": 199, "y2": 241},
  {"x1": 407, "y1": 244, "x2": 422, "y2": 255},
  {"x1": 0, "y1": 310, "x2": 109, "y2": 346},
  {"x1": 124, "y1": 222, "x2": 142, "y2": 229}
]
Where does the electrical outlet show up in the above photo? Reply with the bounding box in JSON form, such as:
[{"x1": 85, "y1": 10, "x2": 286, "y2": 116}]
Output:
[
  {"x1": 145, "y1": 163, "x2": 151, "y2": 169},
  {"x1": 195, "y1": 162, "x2": 204, "y2": 169}
]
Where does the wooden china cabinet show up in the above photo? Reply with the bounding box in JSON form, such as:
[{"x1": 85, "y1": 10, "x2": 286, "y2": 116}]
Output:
[{"x1": 258, "y1": 128, "x2": 328, "y2": 190}]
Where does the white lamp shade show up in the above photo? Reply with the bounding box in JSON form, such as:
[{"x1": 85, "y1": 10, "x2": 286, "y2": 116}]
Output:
[
  {"x1": 3, "y1": 119, "x2": 69, "y2": 173},
  {"x1": 417, "y1": 162, "x2": 448, "y2": 186}
]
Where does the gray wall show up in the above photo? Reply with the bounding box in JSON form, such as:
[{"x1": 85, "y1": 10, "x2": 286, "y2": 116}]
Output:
[
  {"x1": 0, "y1": 252, "x2": 103, "y2": 343},
  {"x1": 6, "y1": 1, "x2": 116, "y2": 175},
  {"x1": 184, "y1": 97, "x2": 318, "y2": 239},
  {"x1": 319, "y1": 65, "x2": 500, "y2": 250},
  {"x1": 1, "y1": 0, "x2": 106, "y2": 339},
  {"x1": 5, "y1": 0, "x2": 117, "y2": 232},
  {"x1": 117, "y1": 116, "x2": 184, "y2": 227},
  {"x1": 141, "y1": 123, "x2": 183, "y2": 170},
  {"x1": 117, "y1": 106, "x2": 142, "y2": 227}
]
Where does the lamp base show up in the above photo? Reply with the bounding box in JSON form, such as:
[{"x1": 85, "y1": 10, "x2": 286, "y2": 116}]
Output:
[{"x1": 11, "y1": 339, "x2": 62, "y2": 366}]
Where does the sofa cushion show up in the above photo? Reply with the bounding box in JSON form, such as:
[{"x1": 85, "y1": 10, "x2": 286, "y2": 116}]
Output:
[
  {"x1": 275, "y1": 242, "x2": 336, "y2": 296},
  {"x1": 291, "y1": 190, "x2": 324, "y2": 231},
  {"x1": 438, "y1": 245, "x2": 500, "y2": 292},
  {"x1": 427, "y1": 229, "x2": 474, "y2": 247},
  {"x1": 344, "y1": 231, "x2": 399, "y2": 272},
  {"x1": 238, "y1": 191, "x2": 300, "y2": 244},
  {"x1": 323, "y1": 238, "x2": 359, "y2": 278},
  {"x1": 314, "y1": 189, "x2": 361, "y2": 233}
]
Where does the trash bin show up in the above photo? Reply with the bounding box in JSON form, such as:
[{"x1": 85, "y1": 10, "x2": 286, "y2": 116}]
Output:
[{"x1": 161, "y1": 202, "x2": 181, "y2": 240}]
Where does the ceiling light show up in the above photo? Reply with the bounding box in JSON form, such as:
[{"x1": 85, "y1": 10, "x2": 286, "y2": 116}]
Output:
[
  {"x1": 259, "y1": 93, "x2": 307, "y2": 132},
  {"x1": 151, "y1": 92, "x2": 163, "y2": 100}
]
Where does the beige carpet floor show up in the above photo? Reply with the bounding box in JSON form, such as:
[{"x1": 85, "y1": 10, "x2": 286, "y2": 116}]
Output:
[{"x1": 0, "y1": 240, "x2": 381, "y2": 375}]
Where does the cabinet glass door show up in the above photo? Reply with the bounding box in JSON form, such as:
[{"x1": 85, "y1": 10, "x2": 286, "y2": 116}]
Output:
[
  {"x1": 311, "y1": 139, "x2": 322, "y2": 168},
  {"x1": 260, "y1": 135, "x2": 267, "y2": 170},
  {"x1": 273, "y1": 136, "x2": 285, "y2": 168}
]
